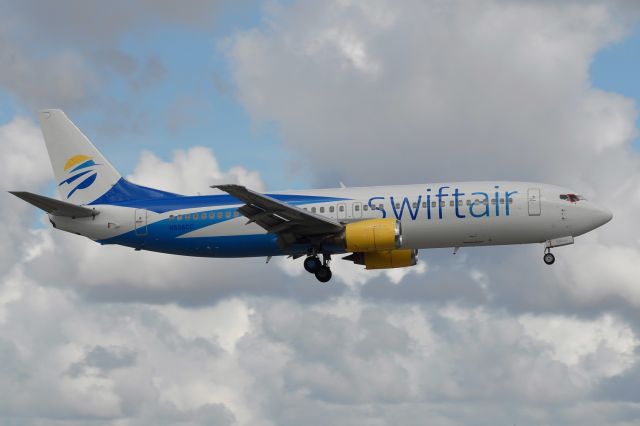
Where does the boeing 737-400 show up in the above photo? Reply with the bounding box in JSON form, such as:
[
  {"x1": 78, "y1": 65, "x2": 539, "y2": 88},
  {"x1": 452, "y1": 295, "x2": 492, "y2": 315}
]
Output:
[{"x1": 10, "y1": 110, "x2": 613, "y2": 282}]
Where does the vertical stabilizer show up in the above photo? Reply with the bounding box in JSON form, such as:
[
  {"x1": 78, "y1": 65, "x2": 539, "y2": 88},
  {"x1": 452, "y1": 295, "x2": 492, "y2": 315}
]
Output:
[{"x1": 39, "y1": 109, "x2": 122, "y2": 205}]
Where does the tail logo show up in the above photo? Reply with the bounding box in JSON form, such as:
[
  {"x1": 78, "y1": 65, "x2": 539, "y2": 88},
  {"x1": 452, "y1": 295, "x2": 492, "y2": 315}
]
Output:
[{"x1": 58, "y1": 154, "x2": 100, "y2": 199}]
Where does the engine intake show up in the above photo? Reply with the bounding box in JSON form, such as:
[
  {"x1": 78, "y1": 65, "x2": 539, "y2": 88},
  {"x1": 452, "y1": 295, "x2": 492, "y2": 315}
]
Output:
[
  {"x1": 344, "y1": 249, "x2": 418, "y2": 270},
  {"x1": 339, "y1": 218, "x2": 402, "y2": 252}
]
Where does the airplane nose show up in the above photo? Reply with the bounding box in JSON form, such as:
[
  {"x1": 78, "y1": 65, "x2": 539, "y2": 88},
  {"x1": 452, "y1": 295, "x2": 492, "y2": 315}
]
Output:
[{"x1": 591, "y1": 205, "x2": 613, "y2": 228}]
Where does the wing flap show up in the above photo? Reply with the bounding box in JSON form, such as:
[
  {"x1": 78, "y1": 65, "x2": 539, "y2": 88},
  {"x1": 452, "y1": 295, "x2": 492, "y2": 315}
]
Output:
[{"x1": 10, "y1": 191, "x2": 99, "y2": 218}]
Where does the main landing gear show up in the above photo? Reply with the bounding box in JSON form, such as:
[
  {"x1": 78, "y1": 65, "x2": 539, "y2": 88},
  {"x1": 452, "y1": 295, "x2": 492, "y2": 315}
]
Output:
[{"x1": 304, "y1": 254, "x2": 332, "y2": 283}]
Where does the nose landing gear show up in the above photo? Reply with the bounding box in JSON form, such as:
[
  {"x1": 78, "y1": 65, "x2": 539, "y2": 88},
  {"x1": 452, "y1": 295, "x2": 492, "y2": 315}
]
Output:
[
  {"x1": 542, "y1": 236, "x2": 573, "y2": 265},
  {"x1": 304, "y1": 253, "x2": 332, "y2": 282}
]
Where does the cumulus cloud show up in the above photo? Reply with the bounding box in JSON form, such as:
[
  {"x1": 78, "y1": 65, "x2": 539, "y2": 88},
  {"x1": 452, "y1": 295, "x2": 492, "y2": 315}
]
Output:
[
  {"x1": 2, "y1": 0, "x2": 640, "y2": 424},
  {"x1": 3, "y1": 0, "x2": 231, "y2": 46},
  {"x1": 229, "y1": 0, "x2": 636, "y2": 185},
  {"x1": 0, "y1": 36, "x2": 99, "y2": 109},
  {"x1": 128, "y1": 146, "x2": 266, "y2": 195},
  {"x1": 228, "y1": 0, "x2": 640, "y2": 306},
  {"x1": 0, "y1": 105, "x2": 638, "y2": 424},
  {"x1": 0, "y1": 0, "x2": 240, "y2": 109}
]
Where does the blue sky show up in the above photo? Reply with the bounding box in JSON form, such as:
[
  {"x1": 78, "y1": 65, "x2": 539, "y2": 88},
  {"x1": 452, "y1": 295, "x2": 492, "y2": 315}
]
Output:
[
  {"x1": 88, "y1": 25, "x2": 301, "y2": 189},
  {"x1": 591, "y1": 24, "x2": 640, "y2": 149}
]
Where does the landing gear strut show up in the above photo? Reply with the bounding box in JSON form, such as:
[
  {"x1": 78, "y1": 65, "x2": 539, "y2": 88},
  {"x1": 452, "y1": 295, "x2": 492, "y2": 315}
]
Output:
[
  {"x1": 542, "y1": 237, "x2": 573, "y2": 265},
  {"x1": 304, "y1": 253, "x2": 332, "y2": 282},
  {"x1": 543, "y1": 248, "x2": 555, "y2": 265}
]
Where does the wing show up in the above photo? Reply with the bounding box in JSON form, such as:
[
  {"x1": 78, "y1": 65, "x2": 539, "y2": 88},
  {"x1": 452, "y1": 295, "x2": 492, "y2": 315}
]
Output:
[
  {"x1": 10, "y1": 191, "x2": 99, "y2": 218},
  {"x1": 212, "y1": 184, "x2": 343, "y2": 243}
]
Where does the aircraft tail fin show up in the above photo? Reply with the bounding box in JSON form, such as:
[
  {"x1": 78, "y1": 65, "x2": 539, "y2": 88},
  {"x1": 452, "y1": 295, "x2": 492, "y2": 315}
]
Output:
[{"x1": 39, "y1": 109, "x2": 122, "y2": 205}]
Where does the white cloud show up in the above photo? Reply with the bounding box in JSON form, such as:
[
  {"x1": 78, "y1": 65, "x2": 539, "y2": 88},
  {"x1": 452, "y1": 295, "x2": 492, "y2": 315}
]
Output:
[
  {"x1": 2, "y1": 1, "x2": 640, "y2": 424},
  {"x1": 1, "y1": 113, "x2": 639, "y2": 424},
  {"x1": 0, "y1": 116, "x2": 51, "y2": 189},
  {"x1": 228, "y1": 0, "x2": 640, "y2": 307},
  {"x1": 128, "y1": 147, "x2": 266, "y2": 195}
]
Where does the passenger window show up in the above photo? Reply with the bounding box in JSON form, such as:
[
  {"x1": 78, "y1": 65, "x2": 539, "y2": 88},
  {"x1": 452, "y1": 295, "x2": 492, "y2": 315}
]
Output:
[
  {"x1": 224, "y1": 211, "x2": 230, "y2": 218},
  {"x1": 354, "y1": 205, "x2": 360, "y2": 211},
  {"x1": 177, "y1": 215, "x2": 182, "y2": 221},
  {"x1": 234, "y1": 211, "x2": 239, "y2": 217},
  {"x1": 217, "y1": 212, "x2": 223, "y2": 219},
  {"x1": 311, "y1": 207, "x2": 316, "y2": 213},
  {"x1": 422, "y1": 201, "x2": 427, "y2": 208},
  {"x1": 395, "y1": 203, "x2": 400, "y2": 209},
  {"x1": 193, "y1": 214, "x2": 199, "y2": 221},
  {"x1": 209, "y1": 212, "x2": 215, "y2": 219},
  {"x1": 412, "y1": 202, "x2": 418, "y2": 208},
  {"x1": 169, "y1": 215, "x2": 174, "y2": 221},
  {"x1": 330, "y1": 206, "x2": 335, "y2": 213},
  {"x1": 491, "y1": 199, "x2": 496, "y2": 205},
  {"x1": 319, "y1": 207, "x2": 324, "y2": 213},
  {"x1": 184, "y1": 214, "x2": 191, "y2": 220},
  {"x1": 363, "y1": 205, "x2": 368, "y2": 211},
  {"x1": 339, "y1": 205, "x2": 345, "y2": 212},
  {"x1": 449, "y1": 200, "x2": 454, "y2": 207},
  {"x1": 500, "y1": 198, "x2": 505, "y2": 204},
  {"x1": 458, "y1": 200, "x2": 463, "y2": 206},
  {"x1": 378, "y1": 204, "x2": 383, "y2": 209},
  {"x1": 201, "y1": 213, "x2": 207, "y2": 219},
  {"x1": 509, "y1": 198, "x2": 514, "y2": 204},
  {"x1": 483, "y1": 200, "x2": 488, "y2": 205},
  {"x1": 440, "y1": 201, "x2": 445, "y2": 207},
  {"x1": 466, "y1": 199, "x2": 471, "y2": 206}
]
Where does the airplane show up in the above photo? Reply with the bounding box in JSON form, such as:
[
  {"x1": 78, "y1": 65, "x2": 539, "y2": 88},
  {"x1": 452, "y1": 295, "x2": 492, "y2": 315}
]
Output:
[{"x1": 10, "y1": 109, "x2": 613, "y2": 283}]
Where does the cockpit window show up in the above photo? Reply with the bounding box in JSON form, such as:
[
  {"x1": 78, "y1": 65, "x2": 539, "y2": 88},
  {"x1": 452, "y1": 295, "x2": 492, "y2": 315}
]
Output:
[{"x1": 559, "y1": 193, "x2": 586, "y2": 202}]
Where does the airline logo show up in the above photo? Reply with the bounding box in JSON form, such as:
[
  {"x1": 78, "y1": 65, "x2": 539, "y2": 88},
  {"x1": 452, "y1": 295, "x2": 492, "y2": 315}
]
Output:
[{"x1": 58, "y1": 154, "x2": 99, "y2": 199}]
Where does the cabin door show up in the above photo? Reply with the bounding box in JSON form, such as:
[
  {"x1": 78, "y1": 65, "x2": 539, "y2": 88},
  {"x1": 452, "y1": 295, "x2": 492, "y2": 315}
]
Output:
[
  {"x1": 135, "y1": 209, "x2": 148, "y2": 235},
  {"x1": 527, "y1": 188, "x2": 541, "y2": 216}
]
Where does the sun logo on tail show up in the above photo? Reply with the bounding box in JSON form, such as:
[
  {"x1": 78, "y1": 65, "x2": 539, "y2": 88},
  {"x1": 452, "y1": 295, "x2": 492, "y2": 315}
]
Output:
[{"x1": 59, "y1": 154, "x2": 100, "y2": 199}]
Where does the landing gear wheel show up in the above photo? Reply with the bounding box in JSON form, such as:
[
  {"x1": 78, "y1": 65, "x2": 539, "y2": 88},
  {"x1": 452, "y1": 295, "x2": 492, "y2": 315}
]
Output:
[
  {"x1": 543, "y1": 252, "x2": 555, "y2": 265},
  {"x1": 304, "y1": 256, "x2": 321, "y2": 273},
  {"x1": 315, "y1": 265, "x2": 332, "y2": 283}
]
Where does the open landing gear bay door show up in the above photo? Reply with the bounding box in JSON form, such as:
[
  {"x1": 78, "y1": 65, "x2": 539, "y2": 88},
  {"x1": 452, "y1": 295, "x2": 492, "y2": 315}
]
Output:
[{"x1": 212, "y1": 184, "x2": 343, "y2": 244}]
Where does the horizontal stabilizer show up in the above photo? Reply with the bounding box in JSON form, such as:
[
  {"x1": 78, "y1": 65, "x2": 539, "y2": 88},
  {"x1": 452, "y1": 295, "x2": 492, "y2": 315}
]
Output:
[{"x1": 9, "y1": 191, "x2": 99, "y2": 218}]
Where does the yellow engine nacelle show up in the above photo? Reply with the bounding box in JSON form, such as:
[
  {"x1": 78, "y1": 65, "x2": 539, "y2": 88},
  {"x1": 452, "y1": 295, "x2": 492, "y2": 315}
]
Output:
[
  {"x1": 342, "y1": 218, "x2": 402, "y2": 252},
  {"x1": 344, "y1": 249, "x2": 418, "y2": 270}
]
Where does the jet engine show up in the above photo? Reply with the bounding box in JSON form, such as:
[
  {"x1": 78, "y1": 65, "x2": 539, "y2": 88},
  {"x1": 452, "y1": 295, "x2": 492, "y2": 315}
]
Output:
[
  {"x1": 343, "y1": 249, "x2": 418, "y2": 270},
  {"x1": 338, "y1": 218, "x2": 402, "y2": 252}
]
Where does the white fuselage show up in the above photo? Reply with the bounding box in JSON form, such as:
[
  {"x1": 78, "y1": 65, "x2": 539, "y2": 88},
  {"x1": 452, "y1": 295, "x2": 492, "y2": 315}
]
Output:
[{"x1": 49, "y1": 181, "x2": 612, "y2": 258}]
